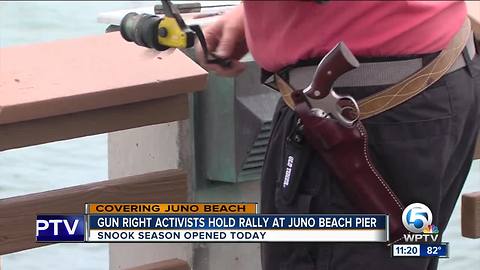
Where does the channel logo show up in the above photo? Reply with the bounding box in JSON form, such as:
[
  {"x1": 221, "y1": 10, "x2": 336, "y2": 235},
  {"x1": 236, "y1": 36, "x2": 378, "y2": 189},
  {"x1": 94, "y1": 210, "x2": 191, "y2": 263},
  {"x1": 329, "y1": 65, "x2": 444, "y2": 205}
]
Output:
[
  {"x1": 36, "y1": 215, "x2": 85, "y2": 242},
  {"x1": 402, "y1": 203, "x2": 439, "y2": 242},
  {"x1": 402, "y1": 203, "x2": 432, "y2": 233},
  {"x1": 423, "y1": 224, "x2": 439, "y2": 234}
]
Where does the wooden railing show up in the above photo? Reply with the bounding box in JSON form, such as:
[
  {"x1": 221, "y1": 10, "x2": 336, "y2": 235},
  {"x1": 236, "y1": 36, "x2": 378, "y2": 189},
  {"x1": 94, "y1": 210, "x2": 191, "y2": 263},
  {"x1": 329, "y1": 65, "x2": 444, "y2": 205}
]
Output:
[
  {"x1": 0, "y1": 32, "x2": 205, "y2": 269},
  {"x1": 0, "y1": 170, "x2": 187, "y2": 255},
  {"x1": 0, "y1": 33, "x2": 205, "y2": 151}
]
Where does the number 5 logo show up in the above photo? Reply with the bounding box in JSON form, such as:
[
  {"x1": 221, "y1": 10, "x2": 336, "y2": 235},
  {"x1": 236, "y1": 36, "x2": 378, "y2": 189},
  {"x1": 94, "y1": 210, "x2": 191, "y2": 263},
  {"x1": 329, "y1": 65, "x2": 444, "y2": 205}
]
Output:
[{"x1": 402, "y1": 203, "x2": 433, "y2": 233}]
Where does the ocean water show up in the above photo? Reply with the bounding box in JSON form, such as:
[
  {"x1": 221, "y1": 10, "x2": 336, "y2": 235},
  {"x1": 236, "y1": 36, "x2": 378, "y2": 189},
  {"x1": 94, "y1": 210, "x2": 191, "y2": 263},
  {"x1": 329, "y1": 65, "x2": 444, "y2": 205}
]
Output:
[{"x1": 0, "y1": 1, "x2": 479, "y2": 270}]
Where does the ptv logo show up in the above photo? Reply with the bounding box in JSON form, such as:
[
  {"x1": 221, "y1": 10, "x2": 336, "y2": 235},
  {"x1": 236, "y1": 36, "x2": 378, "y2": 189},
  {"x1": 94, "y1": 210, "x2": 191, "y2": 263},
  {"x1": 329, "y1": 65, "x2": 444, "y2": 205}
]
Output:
[{"x1": 36, "y1": 215, "x2": 85, "y2": 242}]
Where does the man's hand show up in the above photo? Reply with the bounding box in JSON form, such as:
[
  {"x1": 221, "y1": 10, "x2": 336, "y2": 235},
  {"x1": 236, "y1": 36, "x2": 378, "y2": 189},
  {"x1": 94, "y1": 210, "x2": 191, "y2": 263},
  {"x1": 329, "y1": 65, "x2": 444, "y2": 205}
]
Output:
[{"x1": 195, "y1": 4, "x2": 248, "y2": 77}]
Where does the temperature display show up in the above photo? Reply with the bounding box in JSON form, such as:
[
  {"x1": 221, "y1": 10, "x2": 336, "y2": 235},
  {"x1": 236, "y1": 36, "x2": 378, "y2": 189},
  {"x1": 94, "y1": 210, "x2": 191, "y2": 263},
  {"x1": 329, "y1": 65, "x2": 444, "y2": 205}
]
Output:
[
  {"x1": 419, "y1": 243, "x2": 448, "y2": 257},
  {"x1": 392, "y1": 243, "x2": 449, "y2": 258}
]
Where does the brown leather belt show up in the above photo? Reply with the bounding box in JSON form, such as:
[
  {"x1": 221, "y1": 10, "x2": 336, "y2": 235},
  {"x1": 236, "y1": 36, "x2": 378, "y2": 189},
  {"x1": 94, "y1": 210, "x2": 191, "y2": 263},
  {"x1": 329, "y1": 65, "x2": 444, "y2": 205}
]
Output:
[{"x1": 274, "y1": 18, "x2": 474, "y2": 120}]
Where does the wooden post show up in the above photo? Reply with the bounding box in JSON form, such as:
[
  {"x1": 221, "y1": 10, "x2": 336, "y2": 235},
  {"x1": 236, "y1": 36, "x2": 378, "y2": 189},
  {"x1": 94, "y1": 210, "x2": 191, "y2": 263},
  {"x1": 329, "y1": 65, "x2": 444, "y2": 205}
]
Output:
[
  {"x1": 108, "y1": 120, "x2": 194, "y2": 269},
  {"x1": 462, "y1": 192, "x2": 480, "y2": 238}
]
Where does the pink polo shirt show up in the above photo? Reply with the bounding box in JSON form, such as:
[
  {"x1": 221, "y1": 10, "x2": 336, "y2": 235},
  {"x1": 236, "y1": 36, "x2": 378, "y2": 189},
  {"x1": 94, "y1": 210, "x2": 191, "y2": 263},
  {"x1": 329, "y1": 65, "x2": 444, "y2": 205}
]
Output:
[{"x1": 243, "y1": 1, "x2": 467, "y2": 72}]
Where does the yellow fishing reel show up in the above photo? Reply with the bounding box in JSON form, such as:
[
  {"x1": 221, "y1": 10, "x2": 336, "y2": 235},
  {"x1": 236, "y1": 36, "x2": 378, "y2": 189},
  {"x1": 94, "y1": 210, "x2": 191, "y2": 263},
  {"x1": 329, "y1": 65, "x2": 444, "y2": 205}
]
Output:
[
  {"x1": 120, "y1": 14, "x2": 194, "y2": 50},
  {"x1": 120, "y1": 0, "x2": 231, "y2": 67}
]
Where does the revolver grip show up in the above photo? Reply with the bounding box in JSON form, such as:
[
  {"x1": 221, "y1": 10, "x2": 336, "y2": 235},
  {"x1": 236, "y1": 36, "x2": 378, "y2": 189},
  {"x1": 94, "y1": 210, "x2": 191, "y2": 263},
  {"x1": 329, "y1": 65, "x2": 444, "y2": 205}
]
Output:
[{"x1": 305, "y1": 42, "x2": 360, "y2": 99}]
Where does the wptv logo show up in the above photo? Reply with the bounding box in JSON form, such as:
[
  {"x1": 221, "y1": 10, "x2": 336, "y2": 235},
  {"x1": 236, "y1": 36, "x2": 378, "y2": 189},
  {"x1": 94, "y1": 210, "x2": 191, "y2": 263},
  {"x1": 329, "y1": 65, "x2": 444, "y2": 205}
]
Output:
[
  {"x1": 36, "y1": 215, "x2": 85, "y2": 242},
  {"x1": 402, "y1": 203, "x2": 439, "y2": 242}
]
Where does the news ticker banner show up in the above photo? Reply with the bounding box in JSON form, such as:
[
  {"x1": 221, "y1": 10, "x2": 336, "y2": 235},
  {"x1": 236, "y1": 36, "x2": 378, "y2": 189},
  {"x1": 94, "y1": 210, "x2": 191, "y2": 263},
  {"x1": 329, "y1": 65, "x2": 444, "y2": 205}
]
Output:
[
  {"x1": 86, "y1": 214, "x2": 387, "y2": 242},
  {"x1": 85, "y1": 203, "x2": 258, "y2": 214},
  {"x1": 392, "y1": 243, "x2": 449, "y2": 258},
  {"x1": 36, "y1": 203, "x2": 388, "y2": 243}
]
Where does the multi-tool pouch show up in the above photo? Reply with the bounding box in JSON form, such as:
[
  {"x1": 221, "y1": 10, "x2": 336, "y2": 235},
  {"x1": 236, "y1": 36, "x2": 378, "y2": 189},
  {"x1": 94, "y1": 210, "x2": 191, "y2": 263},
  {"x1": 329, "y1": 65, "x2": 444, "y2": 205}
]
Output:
[{"x1": 280, "y1": 120, "x2": 313, "y2": 205}]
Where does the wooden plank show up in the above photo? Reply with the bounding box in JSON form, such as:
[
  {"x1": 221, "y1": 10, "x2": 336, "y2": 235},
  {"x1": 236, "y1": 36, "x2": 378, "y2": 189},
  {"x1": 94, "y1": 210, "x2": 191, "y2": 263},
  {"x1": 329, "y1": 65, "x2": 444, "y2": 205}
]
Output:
[
  {"x1": 0, "y1": 32, "x2": 206, "y2": 125},
  {"x1": 0, "y1": 94, "x2": 187, "y2": 151},
  {"x1": 462, "y1": 192, "x2": 480, "y2": 238},
  {"x1": 0, "y1": 169, "x2": 187, "y2": 255},
  {"x1": 125, "y1": 259, "x2": 190, "y2": 270}
]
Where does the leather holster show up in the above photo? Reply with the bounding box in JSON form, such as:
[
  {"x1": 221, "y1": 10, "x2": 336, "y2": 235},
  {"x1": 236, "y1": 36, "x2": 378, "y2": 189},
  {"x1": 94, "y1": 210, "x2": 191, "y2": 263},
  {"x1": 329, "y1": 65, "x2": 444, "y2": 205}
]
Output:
[{"x1": 290, "y1": 90, "x2": 407, "y2": 244}]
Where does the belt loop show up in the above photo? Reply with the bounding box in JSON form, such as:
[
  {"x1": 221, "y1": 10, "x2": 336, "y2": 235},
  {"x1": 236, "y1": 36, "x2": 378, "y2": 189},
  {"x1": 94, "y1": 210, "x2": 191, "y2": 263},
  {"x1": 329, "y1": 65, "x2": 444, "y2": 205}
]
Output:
[
  {"x1": 275, "y1": 67, "x2": 291, "y2": 84},
  {"x1": 421, "y1": 51, "x2": 440, "y2": 67},
  {"x1": 462, "y1": 46, "x2": 474, "y2": 77},
  {"x1": 475, "y1": 36, "x2": 479, "y2": 55}
]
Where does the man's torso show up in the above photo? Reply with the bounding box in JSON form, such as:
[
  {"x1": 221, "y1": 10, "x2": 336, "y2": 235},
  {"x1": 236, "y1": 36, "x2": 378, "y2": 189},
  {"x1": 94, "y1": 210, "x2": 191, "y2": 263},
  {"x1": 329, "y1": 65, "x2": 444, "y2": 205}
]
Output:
[{"x1": 243, "y1": 1, "x2": 467, "y2": 72}]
